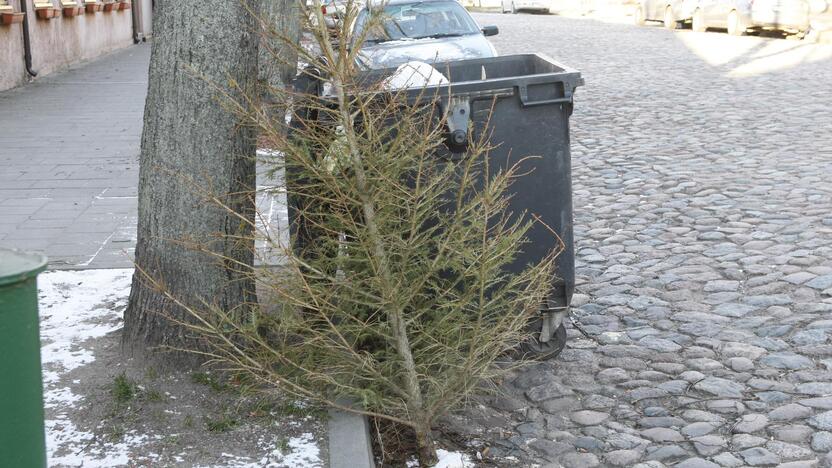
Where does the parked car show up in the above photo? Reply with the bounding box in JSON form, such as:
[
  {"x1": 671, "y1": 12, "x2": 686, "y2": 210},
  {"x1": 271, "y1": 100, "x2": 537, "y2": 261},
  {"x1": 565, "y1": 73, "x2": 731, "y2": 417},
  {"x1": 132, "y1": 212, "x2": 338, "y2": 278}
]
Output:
[
  {"x1": 691, "y1": 0, "x2": 811, "y2": 34},
  {"x1": 633, "y1": 0, "x2": 697, "y2": 28},
  {"x1": 350, "y1": 0, "x2": 500, "y2": 70},
  {"x1": 501, "y1": 0, "x2": 552, "y2": 13}
]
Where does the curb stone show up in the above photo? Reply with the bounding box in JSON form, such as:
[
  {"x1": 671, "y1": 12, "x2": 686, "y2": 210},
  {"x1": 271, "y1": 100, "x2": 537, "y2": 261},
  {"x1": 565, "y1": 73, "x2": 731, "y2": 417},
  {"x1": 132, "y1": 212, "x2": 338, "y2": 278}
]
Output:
[{"x1": 328, "y1": 409, "x2": 375, "y2": 468}]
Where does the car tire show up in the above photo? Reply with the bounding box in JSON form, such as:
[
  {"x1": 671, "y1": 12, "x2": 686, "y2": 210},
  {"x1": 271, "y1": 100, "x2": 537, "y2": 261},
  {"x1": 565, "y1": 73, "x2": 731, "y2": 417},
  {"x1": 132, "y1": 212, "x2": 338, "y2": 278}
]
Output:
[
  {"x1": 692, "y1": 8, "x2": 706, "y2": 32},
  {"x1": 727, "y1": 10, "x2": 746, "y2": 35},
  {"x1": 633, "y1": 5, "x2": 646, "y2": 25},
  {"x1": 664, "y1": 6, "x2": 679, "y2": 29}
]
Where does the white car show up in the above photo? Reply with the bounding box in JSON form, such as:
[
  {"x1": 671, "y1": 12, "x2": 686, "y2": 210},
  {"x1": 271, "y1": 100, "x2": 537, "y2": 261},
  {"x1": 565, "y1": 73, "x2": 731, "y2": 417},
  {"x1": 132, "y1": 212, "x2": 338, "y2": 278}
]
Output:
[{"x1": 501, "y1": 0, "x2": 552, "y2": 13}]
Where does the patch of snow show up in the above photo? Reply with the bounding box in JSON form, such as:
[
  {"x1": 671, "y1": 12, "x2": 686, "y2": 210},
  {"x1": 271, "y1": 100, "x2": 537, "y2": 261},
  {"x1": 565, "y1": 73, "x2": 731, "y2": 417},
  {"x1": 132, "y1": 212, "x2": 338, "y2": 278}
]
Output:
[
  {"x1": 39, "y1": 269, "x2": 138, "y2": 467},
  {"x1": 38, "y1": 268, "x2": 324, "y2": 467},
  {"x1": 405, "y1": 449, "x2": 473, "y2": 468},
  {"x1": 433, "y1": 449, "x2": 472, "y2": 468}
]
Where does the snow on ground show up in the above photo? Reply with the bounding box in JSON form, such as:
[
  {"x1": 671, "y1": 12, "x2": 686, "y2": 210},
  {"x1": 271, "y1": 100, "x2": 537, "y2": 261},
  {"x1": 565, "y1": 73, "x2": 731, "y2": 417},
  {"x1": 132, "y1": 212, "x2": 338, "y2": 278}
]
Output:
[
  {"x1": 433, "y1": 450, "x2": 473, "y2": 468},
  {"x1": 38, "y1": 268, "x2": 324, "y2": 468},
  {"x1": 39, "y1": 268, "x2": 135, "y2": 467}
]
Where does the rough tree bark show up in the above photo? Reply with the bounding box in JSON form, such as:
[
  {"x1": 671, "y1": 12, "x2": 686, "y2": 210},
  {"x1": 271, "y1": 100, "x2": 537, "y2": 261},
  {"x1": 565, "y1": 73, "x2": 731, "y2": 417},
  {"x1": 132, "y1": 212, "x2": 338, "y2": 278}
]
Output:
[
  {"x1": 259, "y1": 0, "x2": 301, "y2": 91},
  {"x1": 123, "y1": 0, "x2": 266, "y2": 367}
]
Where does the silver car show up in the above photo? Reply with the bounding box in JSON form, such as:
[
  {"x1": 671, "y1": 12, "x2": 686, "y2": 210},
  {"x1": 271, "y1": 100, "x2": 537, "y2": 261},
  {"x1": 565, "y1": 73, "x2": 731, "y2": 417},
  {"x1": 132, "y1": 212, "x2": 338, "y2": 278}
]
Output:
[
  {"x1": 501, "y1": 0, "x2": 552, "y2": 13},
  {"x1": 634, "y1": 0, "x2": 698, "y2": 28},
  {"x1": 351, "y1": 0, "x2": 500, "y2": 70},
  {"x1": 691, "y1": 0, "x2": 811, "y2": 34}
]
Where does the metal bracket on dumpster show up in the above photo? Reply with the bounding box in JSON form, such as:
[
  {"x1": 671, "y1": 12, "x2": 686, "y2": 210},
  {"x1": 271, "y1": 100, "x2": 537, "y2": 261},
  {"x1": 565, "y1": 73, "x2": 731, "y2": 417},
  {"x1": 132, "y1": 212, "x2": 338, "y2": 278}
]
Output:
[
  {"x1": 445, "y1": 96, "x2": 471, "y2": 153},
  {"x1": 518, "y1": 82, "x2": 576, "y2": 115},
  {"x1": 441, "y1": 89, "x2": 514, "y2": 153}
]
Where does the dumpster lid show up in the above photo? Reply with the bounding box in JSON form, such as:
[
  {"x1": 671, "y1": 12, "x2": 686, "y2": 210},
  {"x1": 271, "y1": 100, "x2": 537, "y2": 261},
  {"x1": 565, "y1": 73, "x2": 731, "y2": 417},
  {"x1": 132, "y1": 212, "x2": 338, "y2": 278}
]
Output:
[{"x1": 0, "y1": 248, "x2": 48, "y2": 287}]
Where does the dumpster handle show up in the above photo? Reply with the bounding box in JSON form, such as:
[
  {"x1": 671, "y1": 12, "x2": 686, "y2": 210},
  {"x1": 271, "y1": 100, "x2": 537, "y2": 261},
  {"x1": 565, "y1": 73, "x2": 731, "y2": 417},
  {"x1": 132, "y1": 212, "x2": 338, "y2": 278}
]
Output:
[{"x1": 517, "y1": 83, "x2": 574, "y2": 108}]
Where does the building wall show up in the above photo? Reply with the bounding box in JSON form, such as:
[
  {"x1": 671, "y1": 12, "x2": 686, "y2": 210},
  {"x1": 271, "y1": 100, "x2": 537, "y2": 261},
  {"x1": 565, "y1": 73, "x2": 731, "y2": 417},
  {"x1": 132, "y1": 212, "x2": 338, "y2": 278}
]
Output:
[
  {"x1": 0, "y1": 0, "x2": 150, "y2": 91},
  {"x1": 1, "y1": 0, "x2": 29, "y2": 91}
]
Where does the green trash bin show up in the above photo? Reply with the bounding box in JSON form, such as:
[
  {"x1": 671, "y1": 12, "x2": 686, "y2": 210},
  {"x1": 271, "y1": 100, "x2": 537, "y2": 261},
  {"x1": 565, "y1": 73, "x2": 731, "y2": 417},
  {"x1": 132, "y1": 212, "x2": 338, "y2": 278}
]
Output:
[{"x1": 0, "y1": 248, "x2": 48, "y2": 468}]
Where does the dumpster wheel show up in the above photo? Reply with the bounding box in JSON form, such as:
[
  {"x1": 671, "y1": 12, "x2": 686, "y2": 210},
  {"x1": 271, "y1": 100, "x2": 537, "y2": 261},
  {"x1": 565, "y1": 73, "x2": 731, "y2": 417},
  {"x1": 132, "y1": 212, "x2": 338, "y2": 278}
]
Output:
[{"x1": 519, "y1": 321, "x2": 567, "y2": 361}]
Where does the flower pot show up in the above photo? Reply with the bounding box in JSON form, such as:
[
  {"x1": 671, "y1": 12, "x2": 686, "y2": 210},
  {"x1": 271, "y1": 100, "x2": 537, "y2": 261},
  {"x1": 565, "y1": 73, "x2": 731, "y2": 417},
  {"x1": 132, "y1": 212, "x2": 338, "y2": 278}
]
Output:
[
  {"x1": 117, "y1": 2, "x2": 129, "y2": 10},
  {"x1": 84, "y1": 3, "x2": 100, "y2": 13},
  {"x1": 36, "y1": 8, "x2": 58, "y2": 19},
  {"x1": 62, "y1": 6, "x2": 81, "y2": 16},
  {"x1": 102, "y1": 2, "x2": 115, "y2": 11},
  {"x1": 1, "y1": 12, "x2": 25, "y2": 25}
]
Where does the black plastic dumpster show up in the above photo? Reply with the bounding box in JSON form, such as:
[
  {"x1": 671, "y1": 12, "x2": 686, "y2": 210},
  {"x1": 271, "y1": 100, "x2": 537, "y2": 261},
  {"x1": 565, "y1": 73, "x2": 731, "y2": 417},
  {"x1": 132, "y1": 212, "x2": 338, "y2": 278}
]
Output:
[{"x1": 290, "y1": 54, "x2": 582, "y2": 359}]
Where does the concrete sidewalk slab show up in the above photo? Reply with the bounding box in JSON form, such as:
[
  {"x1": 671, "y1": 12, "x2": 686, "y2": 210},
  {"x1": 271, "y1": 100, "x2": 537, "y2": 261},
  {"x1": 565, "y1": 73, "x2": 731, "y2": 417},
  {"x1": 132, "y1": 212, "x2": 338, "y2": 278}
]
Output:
[{"x1": 0, "y1": 45, "x2": 149, "y2": 269}]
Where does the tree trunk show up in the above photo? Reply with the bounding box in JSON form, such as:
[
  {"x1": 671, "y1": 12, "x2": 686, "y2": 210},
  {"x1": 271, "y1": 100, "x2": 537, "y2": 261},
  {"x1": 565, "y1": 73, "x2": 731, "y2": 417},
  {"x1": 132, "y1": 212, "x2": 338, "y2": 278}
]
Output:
[
  {"x1": 123, "y1": 0, "x2": 262, "y2": 367},
  {"x1": 258, "y1": 0, "x2": 301, "y2": 90}
]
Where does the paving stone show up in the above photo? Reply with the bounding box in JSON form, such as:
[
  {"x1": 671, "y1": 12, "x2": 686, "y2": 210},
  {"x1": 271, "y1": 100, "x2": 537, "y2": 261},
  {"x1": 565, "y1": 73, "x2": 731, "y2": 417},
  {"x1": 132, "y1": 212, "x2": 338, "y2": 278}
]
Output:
[
  {"x1": 806, "y1": 275, "x2": 832, "y2": 290},
  {"x1": 761, "y1": 353, "x2": 815, "y2": 370},
  {"x1": 687, "y1": 358, "x2": 725, "y2": 372},
  {"x1": 604, "y1": 449, "x2": 643, "y2": 466},
  {"x1": 768, "y1": 404, "x2": 813, "y2": 422},
  {"x1": 712, "y1": 452, "x2": 745, "y2": 467},
  {"x1": 707, "y1": 399, "x2": 745, "y2": 415},
  {"x1": 733, "y1": 434, "x2": 769, "y2": 449},
  {"x1": 573, "y1": 436, "x2": 605, "y2": 451},
  {"x1": 792, "y1": 330, "x2": 828, "y2": 346},
  {"x1": 797, "y1": 382, "x2": 832, "y2": 396},
  {"x1": 728, "y1": 357, "x2": 755, "y2": 372},
  {"x1": 808, "y1": 411, "x2": 832, "y2": 430},
  {"x1": 605, "y1": 432, "x2": 649, "y2": 450},
  {"x1": 657, "y1": 380, "x2": 689, "y2": 395},
  {"x1": 811, "y1": 431, "x2": 832, "y2": 452},
  {"x1": 680, "y1": 371, "x2": 707, "y2": 382},
  {"x1": 516, "y1": 421, "x2": 545, "y2": 436},
  {"x1": 692, "y1": 435, "x2": 727, "y2": 456},
  {"x1": 526, "y1": 382, "x2": 575, "y2": 402},
  {"x1": 774, "y1": 461, "x2": 818, "y2": 468},
  {"x1": 638, "y1": 416, "x2": 685, "y2": 428},
  {"x1": 597, "y1": 367, "x2": 629, "y2": 384},
  {"x1": 770, "y1": 425, "x2": 813, "y2": 443},
  {"x1": 633, "y1": 462, "x2": 667, "y2": 468},
  {"x1": 705, "y1": 280, "x2": 740, "y2": 292},
  {"x1": 799, "y1": 397, "x2": 832, "y2": 409},
  {"x1": 582, "y1": 394, "x2": 616, "y2": 410},
  {"x1": 528, "y1": 439, "x2": 572, "y2": 458},
  {"x1": 740, "y1": 446, "x2": 782, "y2": 466},
  {"x1": 695, "y1": 377, "x2": 746, "y2": 398},
  {"x1": 766, "y1": 440, "x2": 813, "y2": 461},
  {"x1": 735, "y1": 414, "x2": 770, "y2": 433},
  {"x1": 675, "y1": 457, "x2": 721, "y2": 468},
  {"x1": 714, "y1": 303, "x2": 760, "y2": 318},
  {"x1": 640, "y1": 427, "x2": 684, "y2": 443},
  {"x1": 560, "y1": 452, "x2": 601, "y2": 468},
  {"x1": 643, "y1": 407, "x2": 670, "y2": 417},
  {"x1": 783, "y1": 272, "x2": 818, "y2": 285},
  {"x1": 645, "y1": 445, "x2": 689, "y2": 463},
  {"x1": 683, "y1": 410, "x2": 724, "y2": 423},
  {"x1": 570, "y1": 410, "x2": 609, "y2": 426},
  {"x1": 626, "y1": 387, "x2": 670, "y2": 402},
  {"x1": 639, "y1": 336, "x2": 682, "y2": 353},
  {"x1": 541, "y1": 397, "x2": 581, "y2": 414},
  {"x1": 682, "y1": 422, "x2": 718, "y2": 438}
]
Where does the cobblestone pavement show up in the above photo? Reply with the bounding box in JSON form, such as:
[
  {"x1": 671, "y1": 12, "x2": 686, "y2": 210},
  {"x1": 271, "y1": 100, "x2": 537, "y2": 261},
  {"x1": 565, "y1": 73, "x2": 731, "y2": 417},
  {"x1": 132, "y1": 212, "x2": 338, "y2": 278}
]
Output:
[
  {"x1": 0, "y1": 45, "x2": 149, "y2": 269},
  {"x1": 443, "y1": 13, "x2": 832, "y2": 468}
]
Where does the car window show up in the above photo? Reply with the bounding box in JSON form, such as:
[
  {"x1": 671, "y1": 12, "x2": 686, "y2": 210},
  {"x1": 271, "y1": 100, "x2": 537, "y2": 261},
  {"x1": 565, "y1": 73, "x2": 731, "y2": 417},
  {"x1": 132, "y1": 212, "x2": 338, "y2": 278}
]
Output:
[{"x1": 353, "y1": 1, "x2": 481, "y2": 44}]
